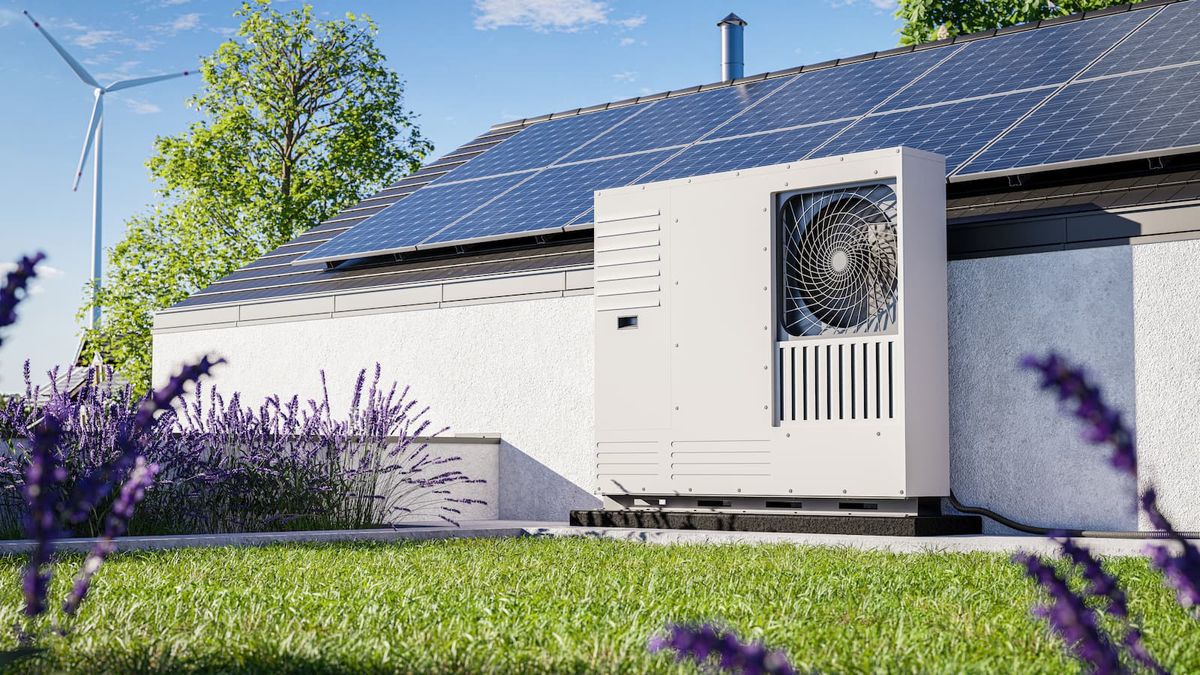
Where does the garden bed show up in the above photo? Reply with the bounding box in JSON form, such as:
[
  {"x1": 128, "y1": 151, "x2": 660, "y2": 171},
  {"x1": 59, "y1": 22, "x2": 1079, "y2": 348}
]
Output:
[{"x1": 2, "y1": 537, "x2": 1197, "y2": 673}]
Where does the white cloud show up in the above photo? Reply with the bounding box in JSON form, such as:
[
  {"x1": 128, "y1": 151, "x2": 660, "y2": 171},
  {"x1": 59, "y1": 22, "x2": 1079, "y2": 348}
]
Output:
[
  {"x1": 0, "y1": 262, "x2": 63, "y2": 279},
  {"x1": 473, "y1": 0, "x2": 644, "y2": 33},
  {"x1": 611, "y1": 70, "x2": 637, "y2": 82},
  {"x1": 0, "y1": 8, "x2": 21, "y2": 28},
  {"x1": 618, "y1": 36, "x2": 635, "y2": 47},
  {"x1": 161, "y1": 0, "x2": 192, "y2": 5},
  {"x1": 830, "y1": 0, "x2": 897, "y2": 9},
  {"x1": 123, "y1": 98, "x2": 162, "y2": 115},
  {"x1": 169, "y1": 13, "x2": 202, "y2": 32},
  {"x1": 74, "y1": 30, "x2": 121, "y2": 48}
]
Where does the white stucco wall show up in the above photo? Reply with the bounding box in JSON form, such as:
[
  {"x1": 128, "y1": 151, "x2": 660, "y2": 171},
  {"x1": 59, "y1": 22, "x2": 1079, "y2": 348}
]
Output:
[
  {"x1": 153, "y1": 296, "x2": 599, "y2": 521},
  {"x1": 156, "y1": 238, "x2": 1200, "y2": 530}
]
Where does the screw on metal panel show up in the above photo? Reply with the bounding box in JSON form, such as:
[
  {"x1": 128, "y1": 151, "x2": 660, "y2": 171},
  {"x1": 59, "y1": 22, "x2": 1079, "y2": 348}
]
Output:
[
  {"x1": 763, "y1": 365, "x2": 768, "y2": 370},
  {"x1": 900, "y1": 490, "x2": 905, "y2": 495},
  {"x1": 786, "y1": 433, "x2": 791, "y2": 438},
  {"x1": 763, "y1": 286, "x2": 768, "y2": 291},
  {"x1": 688, "y1": 488, "x2": 693, "y2": 492},
  {"x1": 788, "y1": 489, "x2": 793, "y2": 493},
  {"x1": 874, "y1": 170, "x2": 879, "y2": 175},
  {"x1": 763, "y1": 405, "x2": 769, "y2": 410},
  {"x1": 763, "y1": 247, "x2": 768, "y2": 251},
  {"x1": 784, "y1": 182, "x2": 789, "y2": 186},
  {"x1": 843, "y1": 489, "x2": 848, "y2": 494},
  {"x1": 737, "y1": 488, "x2": 742, "y2": 493},
  {"x1": 675, "y1": 406, "x2": 680, "y2": 410},
  {"x1": 762, "y1": 207, "x2": 767, "y2": 212},
  {"x1": 876, "y1": 432, "x2": 881, "y2": 436},
  {"x1": 675, "y1": 281, "x2": 679, "y2": 285},
  {"x1": 786, "y1": 164, "x2": 791, "y2": 169},
  {"x1": 675, "y1": 343, "x2": 679, "y2": 348}
]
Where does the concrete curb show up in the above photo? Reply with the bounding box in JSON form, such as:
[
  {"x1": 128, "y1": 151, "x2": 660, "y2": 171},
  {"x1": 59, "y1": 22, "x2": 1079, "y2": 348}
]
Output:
[
  {"x1": 0, "y1": 521, "x2": 558, "y2": 555},
  {"x1": 0, "y1": 521, "x2": 1179, "y2": 557}
]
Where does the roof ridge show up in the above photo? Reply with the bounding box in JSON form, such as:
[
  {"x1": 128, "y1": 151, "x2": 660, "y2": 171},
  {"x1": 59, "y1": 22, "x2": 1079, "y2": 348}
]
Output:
[{"x1": 488, "y1": 0, "x2": 1183, "y2": 132}]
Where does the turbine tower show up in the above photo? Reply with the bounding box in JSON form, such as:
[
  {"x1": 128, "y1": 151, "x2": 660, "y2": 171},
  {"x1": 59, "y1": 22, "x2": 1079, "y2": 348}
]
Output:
[{"x1": 24, "y1": 10, "x2": 192, "y2": 330}]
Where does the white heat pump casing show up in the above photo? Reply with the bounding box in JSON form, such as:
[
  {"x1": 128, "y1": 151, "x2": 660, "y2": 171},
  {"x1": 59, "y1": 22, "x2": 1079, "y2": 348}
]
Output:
[{"x1": 593, "y1": 147, "x2": 948, "y2": 501}]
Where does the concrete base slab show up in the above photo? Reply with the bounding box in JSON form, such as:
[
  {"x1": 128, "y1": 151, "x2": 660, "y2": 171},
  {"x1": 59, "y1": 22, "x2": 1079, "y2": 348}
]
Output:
[
  {"x1": 570, "y1": 509, "x2": 982, "y2": 536},
  {"x1": 534, "y1": 525, "x2": 1179, "y2": 557}
]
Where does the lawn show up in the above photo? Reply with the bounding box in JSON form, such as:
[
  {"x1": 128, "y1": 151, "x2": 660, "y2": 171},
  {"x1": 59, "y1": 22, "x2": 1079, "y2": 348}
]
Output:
[{"x1": 0, "y1": 537, "x2": 1196, "y2": 673}]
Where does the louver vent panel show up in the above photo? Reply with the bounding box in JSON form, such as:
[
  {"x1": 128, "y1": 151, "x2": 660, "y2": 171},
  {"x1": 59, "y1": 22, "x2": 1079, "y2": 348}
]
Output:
[
  {"x1": 594, "y1": 209, "x2": 662, "y2": 312},
  {"x1": 777, "y1": 338, "x2": 896, "y2": 423}
]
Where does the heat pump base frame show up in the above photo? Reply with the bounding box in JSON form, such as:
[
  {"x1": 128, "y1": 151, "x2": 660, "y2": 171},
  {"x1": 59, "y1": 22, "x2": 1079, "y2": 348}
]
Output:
[{"x1": 568, "y1": 509, "x2": 982, "y2": 537}]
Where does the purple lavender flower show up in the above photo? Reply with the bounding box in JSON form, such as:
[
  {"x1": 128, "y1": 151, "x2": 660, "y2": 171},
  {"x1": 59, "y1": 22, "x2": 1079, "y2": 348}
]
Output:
[
  {"x1": 1141, "y1": 489, "x2": 1200, "y2": 609},
  {"x1": 1021, "y1": 353, "x2": 1136, "y2": 473},
  {"x1": 0, "y1": 253, "x2": 45, "y2": 341},
  {"x1": 62, "y1": 457, "x2": 158, "y2": 616},
  {"x1": 648, "y1": 623, "x2": 796, "y2": 675},
  {"x1": 133, "y1": 356, "x2": 224, "y2": 431},
  {"x1": 1051, "y1": 535, "x2": 1166, "y2": 673},
  {"x1": 21, "y1": 412, "x2": 66, "y2": 618},
  {"x1": 1052, "y1": 534, "x2": 1128, "y2": 618},
  {"x1": 1013, "y1": 552, "x2": 1123, "y2": 675}
]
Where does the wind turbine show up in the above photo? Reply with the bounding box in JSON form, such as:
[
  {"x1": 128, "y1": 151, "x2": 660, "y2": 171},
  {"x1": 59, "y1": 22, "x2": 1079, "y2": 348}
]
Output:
[{"x1": 24, "y1": 10, "x2": 192, "y2": 330}]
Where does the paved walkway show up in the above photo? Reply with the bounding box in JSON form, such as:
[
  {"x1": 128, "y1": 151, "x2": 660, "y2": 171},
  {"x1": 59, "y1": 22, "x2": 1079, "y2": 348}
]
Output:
[{"x1": 0, "y1": 521, "x2": 1183, "y2": 557}]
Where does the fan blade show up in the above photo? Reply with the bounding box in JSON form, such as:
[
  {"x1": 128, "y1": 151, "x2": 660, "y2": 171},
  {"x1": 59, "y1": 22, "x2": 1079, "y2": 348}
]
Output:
[
  {"x1": 72, "y1": 94, "x2": 103, "y2": 192},
  {"x1": 22, "y1": 11, "x2": 101, "y2": 89},
  {"x1": 106, "y1": 70, "x2": 193, "y2": 92}
]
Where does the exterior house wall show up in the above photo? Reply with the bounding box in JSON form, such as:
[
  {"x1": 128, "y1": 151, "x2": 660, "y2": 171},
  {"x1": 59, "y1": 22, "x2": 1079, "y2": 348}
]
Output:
[
  {"x1": 154, "y1": 239, "x2": 1200, "y2": 531},
  {"x1": 153, "y1": 294, "x2": 600, "y2": 522}
]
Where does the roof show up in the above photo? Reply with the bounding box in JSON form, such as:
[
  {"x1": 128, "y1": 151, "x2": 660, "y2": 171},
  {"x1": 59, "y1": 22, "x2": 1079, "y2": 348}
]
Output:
[{"x1": 166, "y1": 0, "x2": 1199, "y2": 313}]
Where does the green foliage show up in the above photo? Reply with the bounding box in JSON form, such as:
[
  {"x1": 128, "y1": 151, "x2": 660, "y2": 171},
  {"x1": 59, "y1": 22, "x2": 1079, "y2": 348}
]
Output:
[
  {"x1": 81, "y1": 0, "x2": 432, "y2": 393},
  {"x1": 896, "y1": 0, "x2": 1147, "y2": 45},
  {"x1": 1, "y1": 538, "x2": 1198, "y2": 672}
]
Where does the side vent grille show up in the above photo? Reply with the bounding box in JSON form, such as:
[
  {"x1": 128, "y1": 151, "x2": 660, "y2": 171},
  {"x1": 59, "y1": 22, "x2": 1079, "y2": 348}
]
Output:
[
  {"x1": 777, "y1": 338, "x2": 896, "y2": 423},
  {"x1": 594, "y1": 209, "x2": 662, "y2": 312}
]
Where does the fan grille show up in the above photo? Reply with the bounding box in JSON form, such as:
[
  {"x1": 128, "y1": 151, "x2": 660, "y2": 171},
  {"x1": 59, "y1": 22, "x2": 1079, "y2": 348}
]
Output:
[{"x1": 780, "y1": 185, "x2": 898, "y2": 337}]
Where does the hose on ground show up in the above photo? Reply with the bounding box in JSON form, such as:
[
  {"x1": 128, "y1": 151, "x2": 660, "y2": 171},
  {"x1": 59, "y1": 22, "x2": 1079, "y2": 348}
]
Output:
[{"x1": 947, "y1": 491, "x2": 1200, "y2": 540}]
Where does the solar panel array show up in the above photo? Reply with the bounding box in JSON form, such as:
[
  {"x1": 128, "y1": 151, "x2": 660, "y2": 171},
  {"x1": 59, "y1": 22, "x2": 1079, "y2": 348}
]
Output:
[{"x1": 300, "y1": 1, "x2": 1200, "y2": 264}]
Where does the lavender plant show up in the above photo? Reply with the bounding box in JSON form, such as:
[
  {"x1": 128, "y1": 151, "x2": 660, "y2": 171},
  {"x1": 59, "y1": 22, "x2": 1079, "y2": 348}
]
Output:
[
  {"x1": 649, "y1": 623, "x2": 797, "y2": 675},
  {"x1": 1017, "y1": 351, "x2": 1199, "y2": 673},
  {"x1": 0, "y1": 363, "x2": 485, "y2": 538}
]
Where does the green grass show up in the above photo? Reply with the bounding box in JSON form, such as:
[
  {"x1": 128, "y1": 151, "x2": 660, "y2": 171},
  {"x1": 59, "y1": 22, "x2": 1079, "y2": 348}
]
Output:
[{"x1": 0, "y1": 537, "x2": 1196, "y2": 673}]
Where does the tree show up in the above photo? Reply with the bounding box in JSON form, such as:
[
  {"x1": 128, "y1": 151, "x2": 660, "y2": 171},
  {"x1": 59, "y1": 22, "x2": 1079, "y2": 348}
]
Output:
[
  {"x1": 81, "y1": 0, "x2": 432, "y2": 392},
  {"x1": 896, "y1": 0, "x2": 1146, "y2": 45}
]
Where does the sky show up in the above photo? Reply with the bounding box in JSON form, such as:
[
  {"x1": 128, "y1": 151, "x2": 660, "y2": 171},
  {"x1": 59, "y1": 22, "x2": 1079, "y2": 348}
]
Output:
[{"x1": 0, "y1": 0, "x2": 904, "y2": 392}]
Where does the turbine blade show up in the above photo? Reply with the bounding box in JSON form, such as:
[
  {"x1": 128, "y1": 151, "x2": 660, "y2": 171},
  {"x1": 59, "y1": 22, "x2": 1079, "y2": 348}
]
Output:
[
  {"x1": 22, "y1": 10, "x2": 100, "y2": 89},
  {"x1": 106, "y1": 70, "x2": 193, "y2": 92},
  {"x1": 73, "y1": 95, "x2": 103, "y2": 192}
]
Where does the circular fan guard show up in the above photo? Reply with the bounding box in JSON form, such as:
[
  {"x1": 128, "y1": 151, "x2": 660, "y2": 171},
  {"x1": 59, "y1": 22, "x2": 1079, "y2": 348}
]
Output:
[{"x1": 781, "y1": 187, "x2": 898, "y2": 337}]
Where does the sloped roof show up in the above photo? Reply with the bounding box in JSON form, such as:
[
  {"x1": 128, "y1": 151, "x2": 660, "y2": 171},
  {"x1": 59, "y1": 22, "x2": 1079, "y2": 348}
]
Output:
[{"x1": 166, "y1": 0, "x2": 1192, "y2": 313}]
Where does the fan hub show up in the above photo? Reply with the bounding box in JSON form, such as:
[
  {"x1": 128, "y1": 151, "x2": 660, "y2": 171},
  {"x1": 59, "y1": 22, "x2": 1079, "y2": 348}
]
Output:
[{"x1": 829, "y1": 248, "x2": 850, "y2": 273}]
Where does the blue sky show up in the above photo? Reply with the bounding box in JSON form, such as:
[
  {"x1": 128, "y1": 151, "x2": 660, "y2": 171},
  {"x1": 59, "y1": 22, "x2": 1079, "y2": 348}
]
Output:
[{"x1": 0, "y1": 0, "x2": 902, "y2": 391}]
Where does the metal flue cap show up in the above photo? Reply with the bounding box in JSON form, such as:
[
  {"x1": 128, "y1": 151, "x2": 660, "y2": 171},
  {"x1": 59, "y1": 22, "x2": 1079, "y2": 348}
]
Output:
[{"x1": 717, "y1": 13, "x2": 747, "y2": 27}]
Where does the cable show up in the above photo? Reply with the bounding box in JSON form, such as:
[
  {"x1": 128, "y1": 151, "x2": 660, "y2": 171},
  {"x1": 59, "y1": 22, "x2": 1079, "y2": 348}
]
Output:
[{"x1": 947, "y1": 491, "x2": 1200, "y2": 540}]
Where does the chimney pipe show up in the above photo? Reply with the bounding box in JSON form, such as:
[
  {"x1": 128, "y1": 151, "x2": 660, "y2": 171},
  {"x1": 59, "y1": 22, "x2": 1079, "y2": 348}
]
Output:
[{"x1": 718, "y1": 13, "x2": 747, "y2": 81}]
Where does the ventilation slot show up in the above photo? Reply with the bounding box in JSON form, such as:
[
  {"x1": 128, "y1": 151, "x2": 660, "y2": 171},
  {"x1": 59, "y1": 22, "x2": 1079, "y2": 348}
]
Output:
[
  {"x1": 777, "y1": 338, "x2": 896, "y2": 423},
  {"x1": 765, "y1": 500, "x2": 804, "y2": 509},
  {"x1": 697, "y1": 499, "x2": 731, "y2": 508}
]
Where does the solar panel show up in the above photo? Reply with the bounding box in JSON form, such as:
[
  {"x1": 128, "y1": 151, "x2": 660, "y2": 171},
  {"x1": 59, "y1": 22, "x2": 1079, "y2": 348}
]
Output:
[
  {"x1": 568, "y1": 78, "x2": 788, "y2": 162},
  {"x1": 958, "y1": 63, "x2": 1200, "y2": 177},
  {"x1": 1083, "y1": 2, "x2": 1198, "y2": 78},
  {"x1": 297, "y1": 173, "x2": 529, "y2": 262},
  {"x1": 444, "y1": 105, "x2": 640, "y2": 181},
  {"x1": 640, "y1": 122, "x2": 847, "y2": 183},
  {"x1": 421, "y1": 151, "x2": 672, "y2": 247},
  {"x1": 880, "y1": 11, "x2": 1146, "y2": 112},
  {"x1": 712, "y1": 48, "x2": 952, "y2": 139},
  {"x1": 813, "y1": 89, "x2": 1050, "y2": 173}
]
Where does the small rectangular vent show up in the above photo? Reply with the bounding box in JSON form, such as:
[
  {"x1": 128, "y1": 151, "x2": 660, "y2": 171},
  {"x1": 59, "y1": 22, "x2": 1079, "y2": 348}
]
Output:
[
  {"x1": 765, "y1": 500, "x2": 804, "y2": 509},
  {"x1": 777, "y1": 338, "x2": 896, "y2": 423},
  {"x1": 697, "y1": 499, "x2": 732, "y2": 508},
  {"x1": 839, "y1": 502, "x2": 879, "y2": 510}
]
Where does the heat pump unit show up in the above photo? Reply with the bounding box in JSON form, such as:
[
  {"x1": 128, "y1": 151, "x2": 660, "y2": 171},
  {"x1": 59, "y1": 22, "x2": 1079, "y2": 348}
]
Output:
[{"x1": 592, "y1": 147, "x2": 948, "y2": 514}]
